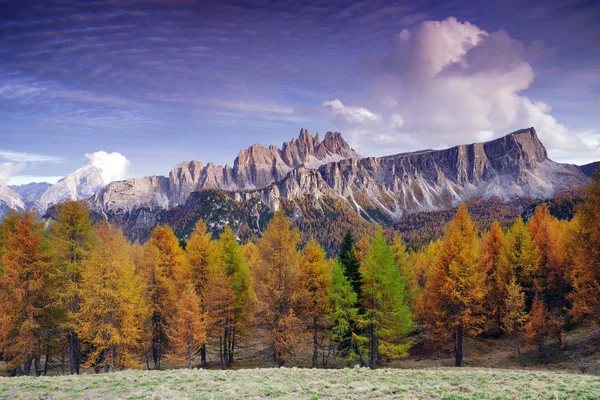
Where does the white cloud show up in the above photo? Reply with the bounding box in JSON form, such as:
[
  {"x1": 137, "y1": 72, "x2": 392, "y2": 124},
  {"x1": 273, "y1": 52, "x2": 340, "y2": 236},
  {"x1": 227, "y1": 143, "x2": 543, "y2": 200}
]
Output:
[
  {"x1": 322, "y1": 17, "x2": 597, "y2": 163},
  {"x1": 0, "y1": 162, "x2": 26, "y2": 185},
  {"x1": 322, "y1": 99, "x2": 381, "y2": 125},
  {"x1": 0, "y1": 150, "x2": 62, "y2": 163},
  {"x1": 0, "y1": 150, "x2": 62, "y2": 184},
  {"x1": 85, "y1": 151, "x2": 131, "y2": 185}
]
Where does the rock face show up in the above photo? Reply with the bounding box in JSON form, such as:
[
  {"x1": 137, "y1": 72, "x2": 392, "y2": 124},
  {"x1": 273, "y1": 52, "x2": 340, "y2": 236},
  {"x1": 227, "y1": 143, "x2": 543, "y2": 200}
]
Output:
[
  {"x1": 38, "y1": 164, "x2": 105, "y2": 213},
  {"x1": 167, "y1": 129, "x2": 361, "y2": 205},
  {"x1": 9, "y1": 182, "x2": 52, "y2": 209},
  {"x1": 86, "y1": 127, "x2": 594, "y2": 242},
  {"x1": 229, "y1": 128, "x2": 588, "y2": 221},
  {"x1": 0, "y1": 185, "x2": 26, "y2": 218},
  {"x1": 95, "y1": 129, "x2": 361, "y2": 213}
]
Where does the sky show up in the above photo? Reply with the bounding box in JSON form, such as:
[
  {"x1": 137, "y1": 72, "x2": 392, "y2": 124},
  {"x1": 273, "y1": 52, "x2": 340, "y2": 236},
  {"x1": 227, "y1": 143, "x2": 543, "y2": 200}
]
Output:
[{"x1": 1, "y1": 0, "x2": 599, "y2": 185}]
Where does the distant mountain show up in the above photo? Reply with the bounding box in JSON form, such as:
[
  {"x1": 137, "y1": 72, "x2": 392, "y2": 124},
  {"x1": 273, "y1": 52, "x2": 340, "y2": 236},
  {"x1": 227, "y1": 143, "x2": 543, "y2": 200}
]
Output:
[
  {"x1": 578, "y1": 161, "x2": 600, "y2": 177},
  {"x1": 89, "y1": 129, "x2": 361, "y2": 214},
  {"x1": 9, "y1": 182, "x2": 52, "y2": 209},
  {"x1": 38, "y1": 164, "x2": 105, "y2": 213},
  {"x1": 0, "y1": 185, "x2": 25, "y2": 218},
  {"x1": 79, "y1": 127, "x2": 595, "y2": 249}
]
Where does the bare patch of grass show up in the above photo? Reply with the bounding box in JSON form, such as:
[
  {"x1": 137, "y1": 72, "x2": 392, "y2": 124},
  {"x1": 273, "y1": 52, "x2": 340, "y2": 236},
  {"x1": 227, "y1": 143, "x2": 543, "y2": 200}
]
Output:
[{"x1": 0, "y1": 367, "x2": 597, "y2": 399}]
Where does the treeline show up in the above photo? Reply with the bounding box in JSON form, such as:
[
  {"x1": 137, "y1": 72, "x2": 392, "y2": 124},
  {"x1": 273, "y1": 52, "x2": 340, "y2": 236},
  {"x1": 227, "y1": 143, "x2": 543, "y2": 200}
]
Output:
[{"x1": 0, "y1": 176, "x2": 598, "y2": 376}]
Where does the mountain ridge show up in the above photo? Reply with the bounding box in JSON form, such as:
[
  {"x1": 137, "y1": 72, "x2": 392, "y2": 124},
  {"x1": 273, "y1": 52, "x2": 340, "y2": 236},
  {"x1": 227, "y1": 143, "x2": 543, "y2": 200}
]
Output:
[{"x1": 74, "y1": 126, "x2": 596, "y2": 246}]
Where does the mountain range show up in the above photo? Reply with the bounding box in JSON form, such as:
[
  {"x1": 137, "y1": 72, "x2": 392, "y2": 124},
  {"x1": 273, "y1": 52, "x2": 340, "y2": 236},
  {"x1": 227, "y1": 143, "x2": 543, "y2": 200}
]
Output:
[{"x1": 2, "y1": 127, "x2": 598, "y2": 250}]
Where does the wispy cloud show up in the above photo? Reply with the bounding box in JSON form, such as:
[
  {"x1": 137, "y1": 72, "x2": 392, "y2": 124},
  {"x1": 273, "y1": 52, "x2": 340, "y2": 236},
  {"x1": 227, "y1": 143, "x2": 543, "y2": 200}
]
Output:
[{"x1": 0, "y1": 150, "x2": 63, "y2": 163}]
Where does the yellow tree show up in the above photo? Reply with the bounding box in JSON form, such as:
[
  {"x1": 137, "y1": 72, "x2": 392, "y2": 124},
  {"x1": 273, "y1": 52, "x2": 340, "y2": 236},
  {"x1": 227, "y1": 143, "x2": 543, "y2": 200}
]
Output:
[
  {"x1": 524, "y1": 298, "x2": 556, "y2": 364},
  {"x1": 141, "y1": 225, "x2": 186, "y2": 369},
  {"x1": 298, "y1": 239, "x2": 332, "y2": 368},
  {"x1": 528, "y1": 205, "x2": 568, "y2": 312},
  {"x1": 184, "y1": 219, "x2": 218, "y2": 367},
  {"x1": 218, "y1": 225, "x2": 254, "y2": 366},
  {"x1": 422, "y1": 204, "x2": 485, "y2": 367},
  {"x1": 47, "y1": 201, "x2": 95, "y2": 374},
  {"x1": 501, "y1": 278, "x2": 527, "y2": 367},
  {"x1": 570, "y1": 174, "x2": 600, "y2": 325},
  {"x1": 254, "y1": 211, "x2": 305, "y2": 367},
  {"x1": 0, "y1": 211, "x2": 50, "y2": 376},
  {"x1": 167, "y1": 283, "x2": 207, "y2": 369},
  {"x1": 203, "y1": 259, "x2": 234, "y2": 369},
  {"x1": 498, "y1": 217, "x2": 539, "y2": 307},
  {"x1": 77, "y1": 222, "x2": 148, "y2": 372},
  {"x1": 481, "y1": 221, "x2": 506, "y2": 327}
]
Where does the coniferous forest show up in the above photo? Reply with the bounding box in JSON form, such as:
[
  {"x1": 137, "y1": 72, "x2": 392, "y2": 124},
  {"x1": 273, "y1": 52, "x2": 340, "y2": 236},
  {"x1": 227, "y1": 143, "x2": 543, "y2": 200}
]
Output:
[{"x1": 0, "y1": 175, "x2": 599, "y2": 377}]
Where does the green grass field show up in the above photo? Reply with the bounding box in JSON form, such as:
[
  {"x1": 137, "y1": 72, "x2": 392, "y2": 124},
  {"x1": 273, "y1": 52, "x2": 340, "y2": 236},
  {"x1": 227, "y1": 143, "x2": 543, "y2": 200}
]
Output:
[{"x1": 0, "y1": 367, "x2": 598, "y2": 399}]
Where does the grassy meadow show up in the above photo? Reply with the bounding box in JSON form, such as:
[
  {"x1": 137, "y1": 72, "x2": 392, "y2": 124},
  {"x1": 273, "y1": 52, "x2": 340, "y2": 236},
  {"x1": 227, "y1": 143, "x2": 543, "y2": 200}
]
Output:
[{"x1": 0, "y1": 366, "x2": 598, "y2": 399}]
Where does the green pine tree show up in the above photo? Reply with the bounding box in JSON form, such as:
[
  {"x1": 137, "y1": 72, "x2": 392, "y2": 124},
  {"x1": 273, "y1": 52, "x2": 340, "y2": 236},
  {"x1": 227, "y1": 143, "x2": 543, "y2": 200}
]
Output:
[
  {"x1": 359, "y1": 227, "x2": 413, "y2": 369},
  {"x1": 338, "y1": 231, "x2": 361, "y2": 299},
  {"x1": 327, "y1": 259, "x2": 361, "y2": 365}
]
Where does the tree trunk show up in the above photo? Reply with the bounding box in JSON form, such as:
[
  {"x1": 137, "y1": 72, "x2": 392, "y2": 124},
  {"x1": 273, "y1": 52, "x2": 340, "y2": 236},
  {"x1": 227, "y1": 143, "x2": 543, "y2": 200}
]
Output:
[
  {"x1": 369, "y1": 323, "x2": 377, "y2": 369},
  {"x1": 513, "y1": 325, "x2": 524, "y2": 367},
  {"x1": 223, "y1": 326, "x2": 229, "y2": 368},
  {"x1": 187, "y1": 344, "x2": 192, "y2": 370},
  {"x1": 43, "y1": 340, "x2": 50, "y2": 376},
  {"x1": 228, "y1": 326, "x2": 235, "y2": 365},
  {"x1": 539, "y1": 337, "x2": 548, "y2": 364},
  {"x1": 24, "y1": 355, "x2": 33, "y2": 376},
  {"x1": 34, "y1": 354, "x2": 41, "y2": 377},
  {"x1": 68, "y1": 331, "x2": 80, "y2": 374},
  {"x1": 455, "y1": 324, "x2": 464, "y2": 367},
  {"x1": 200, "y1": 344, "x2": 207, "y2": 368},
  {"x1": 219, "y1": 336, "x2": 225, "y2": 370},
  {"x1": 313, "y1": 316, "x2": 318, "y2": 368}
]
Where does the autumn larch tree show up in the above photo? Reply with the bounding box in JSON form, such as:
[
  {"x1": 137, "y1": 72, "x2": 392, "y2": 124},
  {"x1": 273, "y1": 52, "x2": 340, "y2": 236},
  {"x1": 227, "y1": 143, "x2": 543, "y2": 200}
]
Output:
[
  {"x1": 254, "y1": 210, "x2": 305, "y2": 367},
  {"x1": 570, "y1": 173, "x2": 600, "y2": 325},
  {"x1": 501, "y1": 278, "x2": 527, "y2": 367},
  {"x1": 422, "y1": 204, "x2": 485, "y2": 367},
  {"x1": 481, "y1": 221, "x2": 506, "y2": 328},
  {"x1": 203, "y1": 259, "x2": 234, "y2": 370},
  {"x1": 218, "y1": 225, "x2": 254, "y2": 366},
  {"x1": 167, "y1": 283, "x2": 207, "y2": 369},
  {"x1": 184, "y1": 219, "x2": 218, "y2": 367},
  {"x1": 527, "y1": 204, "x2": 568, "y2": 312},
  {"x1": 359, "y1": 227, "x2": 412, "y2": 369},
  {"x1": 298, "y1": 239, "x2": 332, "y2": 368},
  {"x1": 141, "y1": 225, "x2": 186, "y2": 369},
  {"x1": 525, "y1": 297, "x2": 556, "y2": 364},
  {"x1": 498, "y1": 217, "x2": 539, "y2": 309},
  {"x1": 0, "y1": 211, "x2": 50, "y2": 375},
  {"x1": 77, "y1": 222, "x2": 148, "y2": 372},
  {"x1": 47, "y1": 201, "x2": 96, "y2": 375}
]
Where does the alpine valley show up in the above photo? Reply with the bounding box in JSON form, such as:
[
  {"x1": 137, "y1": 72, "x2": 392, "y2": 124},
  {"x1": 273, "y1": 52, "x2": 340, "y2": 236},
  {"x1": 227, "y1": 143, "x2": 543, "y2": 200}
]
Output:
[{"x1": 3, "y1": 127, "x2": 599, "y2": 253}]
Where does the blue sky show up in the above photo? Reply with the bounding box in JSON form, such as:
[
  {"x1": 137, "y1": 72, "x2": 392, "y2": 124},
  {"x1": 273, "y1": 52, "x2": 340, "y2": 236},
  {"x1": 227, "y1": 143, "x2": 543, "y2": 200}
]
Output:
[{"x1": 1, "y1": 0, "x2": 599, "y2": 185}]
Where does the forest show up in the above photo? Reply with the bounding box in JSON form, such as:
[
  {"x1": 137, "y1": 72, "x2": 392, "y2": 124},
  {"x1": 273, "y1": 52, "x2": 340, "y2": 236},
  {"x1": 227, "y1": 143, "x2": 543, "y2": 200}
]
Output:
[{"x1": 0, "y1": 174, "x2": 598, "y2": 377}]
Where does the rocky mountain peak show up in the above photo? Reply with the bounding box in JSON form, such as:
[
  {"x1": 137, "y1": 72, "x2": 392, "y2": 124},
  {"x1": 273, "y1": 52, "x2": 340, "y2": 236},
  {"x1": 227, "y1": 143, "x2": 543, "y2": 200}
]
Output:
[{"x1": 38, "y1": 163, "x2": 105, "y2": 213}]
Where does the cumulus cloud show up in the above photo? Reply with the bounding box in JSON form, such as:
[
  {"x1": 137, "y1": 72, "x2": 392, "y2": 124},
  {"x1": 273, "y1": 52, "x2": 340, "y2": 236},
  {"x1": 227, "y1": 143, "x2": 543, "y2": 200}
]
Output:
[
  {"x1": 85, "y1": 151, "x2": 131, "y2": 185},
  {"x1": 322, "y1": 17, "x2": 595, "y2": 162},
  {"x1": 322, "y1": 99, "x2": 381, "y2": 125}
]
